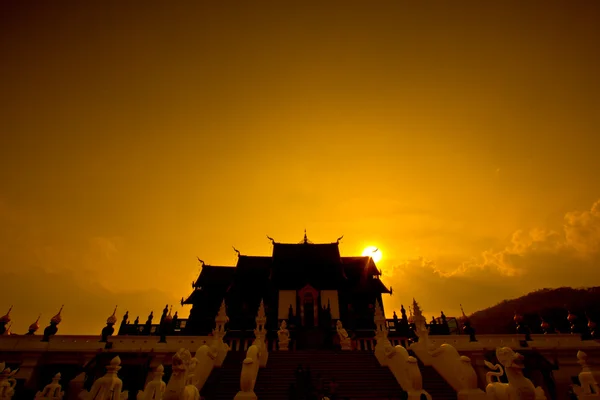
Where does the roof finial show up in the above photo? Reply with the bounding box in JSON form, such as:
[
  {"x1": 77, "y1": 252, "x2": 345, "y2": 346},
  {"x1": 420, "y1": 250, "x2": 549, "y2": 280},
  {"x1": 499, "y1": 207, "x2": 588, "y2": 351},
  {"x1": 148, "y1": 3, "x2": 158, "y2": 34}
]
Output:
[
  {"x1": 266, "y1": 235, "x2": 275, "y2": 245},
  {"x1": 0, "y1": 306, "x2": 12, "y2": 323},
  {"x1": 304, "y1": 229, "x2": 308, "y2": 244},
  {"x1": 196, "y1": 257, "x2": 205, "y2": 266},
  {"x1": 232, "y1": 247, "x2": 241, "y2": 257},
  {"x1": 336, "y1": 235, "x2": 344, "y2": 244}
]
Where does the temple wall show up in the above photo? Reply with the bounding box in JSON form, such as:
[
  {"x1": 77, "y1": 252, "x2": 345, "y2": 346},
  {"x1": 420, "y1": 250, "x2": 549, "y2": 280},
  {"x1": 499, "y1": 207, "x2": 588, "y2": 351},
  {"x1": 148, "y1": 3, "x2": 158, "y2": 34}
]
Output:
[
  {"x1": 320, "y1": 290, "x2": 340, "y2": 319},
  {"x1": 278, "y1": 290, "x2": 296, "y2": 319}
]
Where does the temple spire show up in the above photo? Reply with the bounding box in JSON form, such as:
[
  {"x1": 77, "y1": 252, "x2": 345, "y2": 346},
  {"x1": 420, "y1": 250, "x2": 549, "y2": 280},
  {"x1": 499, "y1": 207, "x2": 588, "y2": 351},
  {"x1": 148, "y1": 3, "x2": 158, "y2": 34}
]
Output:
[{"x1": 304, "y1": 229, "x2": 308, "y2": 244}]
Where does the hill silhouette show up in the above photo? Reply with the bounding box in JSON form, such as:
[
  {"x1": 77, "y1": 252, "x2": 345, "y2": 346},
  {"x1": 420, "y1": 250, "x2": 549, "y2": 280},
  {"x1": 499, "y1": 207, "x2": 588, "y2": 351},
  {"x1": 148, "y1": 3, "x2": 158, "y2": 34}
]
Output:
[{"x1": 468, "y1": 287, "x2": 600, "y2": 334}]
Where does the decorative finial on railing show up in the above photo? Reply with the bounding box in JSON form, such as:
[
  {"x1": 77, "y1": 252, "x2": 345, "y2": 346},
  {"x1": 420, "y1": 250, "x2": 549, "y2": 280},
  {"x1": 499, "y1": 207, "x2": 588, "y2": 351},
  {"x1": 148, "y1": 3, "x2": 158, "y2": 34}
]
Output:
[
  {"x1": 42, "y1": 306, "x2": 64, "y2": 341},
  {"x1": 51, "y1": 306, "x2": 63, "y2": 325},
  {"x1": 27, "y1": 315, "x2": 41, "y2": 335},
  {"x1": 0, "y1": 306, "x2": 12, "y2": 323},
  {"x1": 107, "y1": 306, "x2": 118, "y2": 325}
]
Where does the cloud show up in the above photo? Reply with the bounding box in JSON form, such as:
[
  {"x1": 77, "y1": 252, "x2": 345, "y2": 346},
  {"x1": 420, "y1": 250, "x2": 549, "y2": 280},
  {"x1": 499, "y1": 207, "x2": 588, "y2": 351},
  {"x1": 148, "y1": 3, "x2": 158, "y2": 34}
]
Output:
[
  {"x1": 564, "y1": 200, "x2": 600, "y2": 256},
  {"x1": 477, "y1": 200, "x2": 600, "y2": 279},
  {"x1": 0, "y1": 265, "x2": 180, "y2": 335},
  {"x1": 383, "y1": 199, "x2": 600, "y2": 319},
  {"x1": 0, "y1": 199, "x2": 185, "y2": 335}
]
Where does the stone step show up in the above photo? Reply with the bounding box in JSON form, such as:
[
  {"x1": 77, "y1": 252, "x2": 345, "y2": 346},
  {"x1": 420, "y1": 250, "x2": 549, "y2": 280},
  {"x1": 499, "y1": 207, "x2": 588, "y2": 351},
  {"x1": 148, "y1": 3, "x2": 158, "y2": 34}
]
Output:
[{"x1": 254, "y1": 351, "x2": 403, "y2": 400}]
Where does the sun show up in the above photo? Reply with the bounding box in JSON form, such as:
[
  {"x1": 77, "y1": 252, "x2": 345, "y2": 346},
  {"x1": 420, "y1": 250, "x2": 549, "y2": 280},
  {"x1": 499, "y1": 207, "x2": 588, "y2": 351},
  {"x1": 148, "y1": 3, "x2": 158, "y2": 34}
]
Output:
[{"x1": 362, "y1": 246, "x2": 382, "y2": 263}]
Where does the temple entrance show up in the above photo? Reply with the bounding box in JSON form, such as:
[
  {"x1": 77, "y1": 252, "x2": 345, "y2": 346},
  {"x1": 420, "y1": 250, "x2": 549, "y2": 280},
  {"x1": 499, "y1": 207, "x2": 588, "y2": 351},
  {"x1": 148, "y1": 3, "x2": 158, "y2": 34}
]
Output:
[
  {"x1": 303, "y1": 292, "x2": 315, "y2": 328},
  {"x1": 298, "y1": 284, "x2": 319, "y2": 327},
  {"x1": 296, "y1": 284, "x2": 326, "y2": 350}
]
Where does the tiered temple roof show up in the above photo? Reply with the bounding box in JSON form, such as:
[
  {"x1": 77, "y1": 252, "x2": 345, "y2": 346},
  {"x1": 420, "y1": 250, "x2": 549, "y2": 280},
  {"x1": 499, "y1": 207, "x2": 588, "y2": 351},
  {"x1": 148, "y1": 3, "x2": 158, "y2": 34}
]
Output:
[{"x1": 183, "y1": 235, "x2": 390, "y2": 305}]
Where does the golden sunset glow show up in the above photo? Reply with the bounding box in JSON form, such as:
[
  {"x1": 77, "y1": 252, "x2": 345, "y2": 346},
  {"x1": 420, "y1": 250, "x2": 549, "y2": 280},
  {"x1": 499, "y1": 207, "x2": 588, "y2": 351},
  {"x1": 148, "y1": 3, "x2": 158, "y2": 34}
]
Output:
[
  {"x1": 362, "y1": 246, "x2": 383, "y2": 263},
  {"x1": 1, "y1": 2, "x2": 600, "y2": 334}
]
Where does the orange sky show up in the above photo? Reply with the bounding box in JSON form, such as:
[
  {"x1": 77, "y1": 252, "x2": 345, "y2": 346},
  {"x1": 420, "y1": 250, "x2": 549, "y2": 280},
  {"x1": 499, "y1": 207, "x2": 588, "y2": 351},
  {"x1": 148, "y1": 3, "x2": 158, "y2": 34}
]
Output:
[{"x1": 1, "y1": 1, "x2": 600, "y2": 335}]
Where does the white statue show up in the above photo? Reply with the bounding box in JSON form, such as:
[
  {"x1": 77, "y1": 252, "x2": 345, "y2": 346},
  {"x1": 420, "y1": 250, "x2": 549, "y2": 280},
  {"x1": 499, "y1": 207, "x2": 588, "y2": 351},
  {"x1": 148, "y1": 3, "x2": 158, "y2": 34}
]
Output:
[
  {"x1": 235, "y1": 344, "x2": 261, "y2": 400},
  {"x1": 137, "y1": 365, "x2": 166, "y2": 400},
  {"x1": 336, "y1": 320, "x2": 352, "y2": 351},
  {"x1": 190, "y1": 343, "x2": 218, "y2": 391},
  {"x1": 277, "y1": 320, "x2": 290, "y2": 351},
  {"x1": 36, "y1": 373, "x2": 64, "y2": 400},
  {"x1": 426, "y1": 343, "x2": 487, "y2": 400},
  {"x1": 79, "y1": 356, "x2": 128, "y2": 400},
  {"x1": 0, "y1": 363, "x2": 18, "y2": 400},
  {"x1": 383, "y1": 345, "x2": 432, "y2": 400},
  {"x1": 572, "y1": 351, "x2": 600, "y2": 400},
  {"x1": 164, "y1": 349, "x2": 200, "y2": 400},
  {"x1": 485, "y1": 347, "x2": 546, "y2": 400}
]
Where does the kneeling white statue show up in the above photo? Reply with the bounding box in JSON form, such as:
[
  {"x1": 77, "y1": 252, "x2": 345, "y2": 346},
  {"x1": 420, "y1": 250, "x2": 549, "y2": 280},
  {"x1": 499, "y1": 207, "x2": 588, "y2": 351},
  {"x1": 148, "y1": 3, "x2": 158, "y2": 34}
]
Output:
[
  {"x1": 278, "y1": 320, "x2": 290, "y2": 351},
  {"x1": 336, "y1": 320, "x2": 352, "y2": 351}
]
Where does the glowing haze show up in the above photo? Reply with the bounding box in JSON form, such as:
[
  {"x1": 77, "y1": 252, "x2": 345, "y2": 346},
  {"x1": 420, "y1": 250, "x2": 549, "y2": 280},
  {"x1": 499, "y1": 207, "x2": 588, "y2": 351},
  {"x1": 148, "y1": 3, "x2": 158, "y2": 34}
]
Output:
[{"x1": 1, "y1": 2, "x2": 600, "y2": 334}]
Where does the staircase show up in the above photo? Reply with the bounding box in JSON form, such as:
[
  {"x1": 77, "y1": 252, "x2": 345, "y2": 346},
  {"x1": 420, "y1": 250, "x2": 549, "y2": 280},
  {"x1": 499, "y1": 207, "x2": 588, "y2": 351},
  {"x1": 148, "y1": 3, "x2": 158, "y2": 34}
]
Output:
[
  {"x1": 409, "y1": 351, "x2": 457, "y2": 400},
  {"x1": 254, "y1": 350, "x2": 405, "y2": 400},
  {"x1": 200, "y1": 351, "x2": 246, "y2": 400}
]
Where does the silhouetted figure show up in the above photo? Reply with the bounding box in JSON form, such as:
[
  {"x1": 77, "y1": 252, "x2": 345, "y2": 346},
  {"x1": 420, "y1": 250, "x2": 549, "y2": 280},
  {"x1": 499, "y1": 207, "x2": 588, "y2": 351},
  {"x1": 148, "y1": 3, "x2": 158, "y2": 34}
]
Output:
[
  {"x1": 463, "y1": 321, "x2": 477, "y2": 342},
  {"x1": 145, "y1": 311, "x2": 154, "y2": 335},
  {"x1": 133, "y1": 316, "x2": 140, "y2": 335},
  {"x1": 392, "y1": 311, "x2": 399, "y2": 329},
  {"x1": 118, "y1": 311, "x2": 129, "y2": 335},
  {"x1": 172, "y1": 311, "x2": 179, "y2": 329},
  {"x1": 121, "y1": 311, "x2": 129, "y2": 327},
  {"x1": 400, "y1": 305, "x2": 408, "y2": 323},
  {"x1": 160, "y1": 304, "x2": 169, "y2": 324},
  {"x1": 329, "y1": 378, "x2": 339, "y2": 400}
]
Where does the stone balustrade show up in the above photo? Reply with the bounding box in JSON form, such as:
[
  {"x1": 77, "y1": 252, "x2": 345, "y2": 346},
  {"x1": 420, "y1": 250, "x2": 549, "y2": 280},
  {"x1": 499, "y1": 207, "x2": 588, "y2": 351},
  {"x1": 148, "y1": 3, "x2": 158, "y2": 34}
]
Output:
[
  {"x1": 427, "y1": 333, "x2": 600, "y2": 351},
  {"x1": 108, "y1": 336, "x2": 215, "y2": 353},
  {"x1": 0, "y1": 335, "x2": 222, "y2": 354},
  {"x1": 3, "y1": 332, "x2": 598, "y2": 355},
  {"x1": 0, "y1": 335, "x2": 105, "y2": 352}
]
